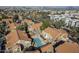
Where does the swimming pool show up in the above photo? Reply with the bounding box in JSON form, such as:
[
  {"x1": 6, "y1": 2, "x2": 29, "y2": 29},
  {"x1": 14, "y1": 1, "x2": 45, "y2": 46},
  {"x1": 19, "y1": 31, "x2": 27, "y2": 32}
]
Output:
[{"x1": 33, "y1": 37, "x2": 45, "y2": 48}]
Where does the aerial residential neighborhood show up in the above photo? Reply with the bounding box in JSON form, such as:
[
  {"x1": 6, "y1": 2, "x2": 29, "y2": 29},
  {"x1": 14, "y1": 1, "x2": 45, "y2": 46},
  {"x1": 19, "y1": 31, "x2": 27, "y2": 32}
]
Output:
[{"x1": 0, "y1": 6, "x2": 79, "y2": 53}]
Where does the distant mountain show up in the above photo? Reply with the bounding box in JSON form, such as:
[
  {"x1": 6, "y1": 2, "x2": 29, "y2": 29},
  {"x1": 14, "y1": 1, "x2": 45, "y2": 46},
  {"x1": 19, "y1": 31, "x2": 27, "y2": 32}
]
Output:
[{"x1": 0, "y1": 6, "x2": 79, "y2": 10}]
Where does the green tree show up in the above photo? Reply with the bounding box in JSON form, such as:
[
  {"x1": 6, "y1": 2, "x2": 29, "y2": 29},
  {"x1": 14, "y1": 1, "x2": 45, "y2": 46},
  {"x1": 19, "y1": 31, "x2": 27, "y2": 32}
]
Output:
[
  {"x1": 0, "y1": 16, "x2": 2, "y2": 21},
  {"x1": 40, "y1": 19, "x2": 50, "y2": 30},
  {"x1": 13, "y1": 15, "x2": 19, "y2": 22},
  {"x1": 0, "y1": 32, "x2": 6, "y2": 52},
  {"x1": 16, "y1": 25, "x2": 25, "y2": 31},
  {"x1": 1, "y1": 14, "x2": 7, "y2": 19},
  {"x1": 54, "y1": 20, "x2": 66, "y2": 29},
  {"x1": 24, "y1": 22, "x2": 28, "y2": 33},
  {"x1": 0, "y1": 21, "x2": 8, "y2": 35},
  {"x1": 16, "y1": 22, "x2": 28, "y2": 32}
]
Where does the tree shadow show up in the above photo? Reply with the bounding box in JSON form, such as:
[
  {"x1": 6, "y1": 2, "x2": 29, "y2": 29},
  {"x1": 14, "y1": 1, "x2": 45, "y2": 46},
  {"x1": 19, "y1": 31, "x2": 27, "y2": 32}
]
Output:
[{"x1": 53, "y1": 40, "x2": 65, "y2": 53}]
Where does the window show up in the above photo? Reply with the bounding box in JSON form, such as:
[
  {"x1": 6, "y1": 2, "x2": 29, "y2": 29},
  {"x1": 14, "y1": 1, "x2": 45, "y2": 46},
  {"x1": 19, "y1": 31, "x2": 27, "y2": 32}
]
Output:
[
  {"x1": 75, "y1": 21, "x2": 79, "y2": 27},
  {"x1": 45, "y1": 34, "x2": 48, "y2": 38}
]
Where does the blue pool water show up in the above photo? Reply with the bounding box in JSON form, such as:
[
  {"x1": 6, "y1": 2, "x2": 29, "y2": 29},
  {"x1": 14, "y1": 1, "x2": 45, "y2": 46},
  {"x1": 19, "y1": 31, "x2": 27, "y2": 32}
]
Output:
[{"x1": 33, "y1": 38, "x2": 44, "y2": 48}]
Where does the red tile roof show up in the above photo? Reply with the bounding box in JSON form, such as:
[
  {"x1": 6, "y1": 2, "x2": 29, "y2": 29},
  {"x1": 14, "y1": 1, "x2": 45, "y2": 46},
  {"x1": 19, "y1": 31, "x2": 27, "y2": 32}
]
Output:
[
  {"x1": 8, "y1": 23, "x2": 16, "y2": 30},
  {"x1": 17, "y1": 30, "x2": 31, "y2": 41},
  {"x1": 6, "y1": 29, "x2": 31, "y2": 49},
  {"x1": 40, "y1": 43, "x2": 53, "y2": 53},
  {"x1": 43, "y1": 27, "x2": 68, "y2": 41},
  {"x1": 31, "y1": 22, "x2": 42, "y2": 30},
  {"x1": 22, "y1": 19, "x2": 32, "y2": 24},
  {"x1": 55, "y1": 42, "x2": 79, "y2": 53},
  {"x1": 6, "y1": 30, "x2": 19, "y2": 48}
]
